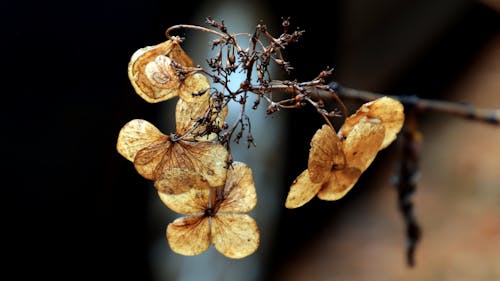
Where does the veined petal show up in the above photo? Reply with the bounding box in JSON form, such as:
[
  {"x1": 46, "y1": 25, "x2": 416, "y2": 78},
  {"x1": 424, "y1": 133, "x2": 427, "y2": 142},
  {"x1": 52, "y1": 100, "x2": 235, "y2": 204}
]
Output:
[
  {"x1": 342, "y1": 119, "x2": 385, "y2": 172},
  {"x1": 166, "y1": 216, "x2": 211, "y2": 256},
  {"x1": 218, "y1": 162, "x2": 257, "y2": 213},
  {"x1": 285, "y1": 169, "x2": 322, "y2": 209},
  {"x1": 308, "y1": 125, "x2": 344, "y2": 183},
  {"x1": 211, "y1": 214, "x2": 260, "y2": 259},
  {"x1": 158, "y1": 187, "x2": 210, "y2": 214},
  {"x1": 116, "y1": 119, "x2": 166, "y2": 162},
  {"x1": 317, "y1": 167, "x2": 361, "y2": 201}
]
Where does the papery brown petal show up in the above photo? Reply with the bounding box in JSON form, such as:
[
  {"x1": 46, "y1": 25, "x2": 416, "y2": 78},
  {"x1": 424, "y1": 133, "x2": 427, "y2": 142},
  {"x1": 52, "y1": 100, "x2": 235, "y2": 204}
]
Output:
[
  {"x1": 317, "y1": 167, "x2": 362, "y2": 201},
  {"x1": 176, "y1": 90, "x2": 229, "y2": 141},
  {"x1": 133, "y1": 136, "x2": 173, "y2": 180},
  {"x1": 343, "y1": 119, "x2": 385, "y2": 172},
  {"x1": 218, "y1": 162, "x2": 257, "y2": 213},
  {"x1": 166, "y1": 216, "x2": 211, "y2": 256},
  {"x1": 308, "y1": 125, "x2": 344, "y2": 183},
  {"x1": 341, "y1": 97, "x2": 404, "y2": 149},
  {"x1": 158, "y1": 188, "x2": 210, "y2": 214},
  {"x1": 211, "y1": 214, "x2": 260, "y2": 259},
  {"x1": 116, "y1": 119, "x2": 166, "y2": 162},
  {"x1": 154, "y1": 168, "x2": 211, "y2": 195},
  {"x1": 128, "y1": 39, "x2": 195, "y2": 103},
  {"x1": 285, "y1": 169, "x2": 322, "y2": 209}
]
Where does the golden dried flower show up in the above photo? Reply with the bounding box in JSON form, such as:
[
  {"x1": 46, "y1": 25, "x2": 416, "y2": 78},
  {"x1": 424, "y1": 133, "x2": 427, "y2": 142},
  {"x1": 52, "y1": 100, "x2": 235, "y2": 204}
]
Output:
[
  {"x1": 128, "y1": 38, "x2": 209, "y2": 103},
  {"x1": 286, "y1": 97, "x2": 404, "y2": 208},
  {"x1": 116, "y1": 119, "x2": 229, "y2": 194},
  {"x1": 159, "y1": 162, "x2": 260, "y2": 258}
]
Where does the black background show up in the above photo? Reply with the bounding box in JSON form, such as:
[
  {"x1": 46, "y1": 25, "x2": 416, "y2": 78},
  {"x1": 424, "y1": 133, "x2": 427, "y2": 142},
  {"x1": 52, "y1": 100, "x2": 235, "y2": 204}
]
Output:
[{"x1": 5, "y1": 0, "x2": 498, "y2": 279}]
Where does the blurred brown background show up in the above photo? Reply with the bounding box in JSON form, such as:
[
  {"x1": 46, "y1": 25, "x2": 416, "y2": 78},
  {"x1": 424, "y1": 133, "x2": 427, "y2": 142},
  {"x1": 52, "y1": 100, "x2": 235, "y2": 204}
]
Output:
[{"x1": 5, "y1": 0, "x2": 499, "y2": 280}]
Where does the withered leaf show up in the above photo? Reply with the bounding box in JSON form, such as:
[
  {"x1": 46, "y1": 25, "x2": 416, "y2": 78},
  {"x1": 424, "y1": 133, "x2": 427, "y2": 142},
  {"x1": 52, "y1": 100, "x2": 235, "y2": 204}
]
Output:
[
  {"x1": 308, "y1": 125, "x2": 344, "y2": 184},
  {"x1": 128, "y1": 38, "x2": 209, "y2": 103},
  {"x1": 167, "y1": 216, "x2": 211, "y2": 256},
  {"x1": 341, "y1": 96, "x2": 404, "y2": 149},
  {"x1": 211, "y1": 214, "x2": 260, "y2": 259},
  {"x1": 218, "y1": 162, "x2": 257, "y2": 213},
  {"x1": 116, "y1": 119, "x2": 166, "y2": 162},
  {"x1": 285, "y1": 169, "x2": 322, "y2": 209}
]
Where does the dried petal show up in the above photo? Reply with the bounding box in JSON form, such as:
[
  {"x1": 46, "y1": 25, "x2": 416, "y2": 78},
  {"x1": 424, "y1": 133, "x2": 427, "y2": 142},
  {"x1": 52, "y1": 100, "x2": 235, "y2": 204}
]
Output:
[
  {"x1": 308, "y1": 125, "x2": 344, "y2": 183},
  {"x1": 154, "y1": 168, "x2": 210, "y2": 195},
  {"x1": 342, "y1": 119, "x2": 385, "y2": 172},
  {"x1": 285, "y1": 169, "x2": 322, "y2": 209},
  {"x1": 128, "y1": 39, "x2": 207, "y2": 103},
  {"x1": 134, "y1": 140, "x2": 229, "y2": 186},
  {"x1": 211, "y1": 214, "x2": 260, "y2": 259},
  {"x1": 341, "y1": 97, "x2": 404, "y2": 149},
  {"x1": 175, "y1": 86, "x2": 228, "y2": 140},
  {"x1": 158, "y1": 188, "x2": 210, "y2": 214},
  {"x1": 116, "y1": 119, "x2": 166, "y2": 162},
  {"x1": 317, "y1": 167, "x2": 361, "y2": 200},
  {"x1": 218, "y1": 162, "x2": 257, "y2": 213},
  {"x1": 166, "y1": 216, "x2": 211, "y2": 256}
]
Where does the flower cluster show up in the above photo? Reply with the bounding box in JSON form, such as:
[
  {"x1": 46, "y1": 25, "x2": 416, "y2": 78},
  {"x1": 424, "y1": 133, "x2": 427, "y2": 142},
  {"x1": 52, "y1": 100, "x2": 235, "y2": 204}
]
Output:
[
  {"x1": 117, "y1": 38, "x2": 259, "y2": 258},
  {"x1": 116, "y1": 19, "x2": 405, "y2": 259}
]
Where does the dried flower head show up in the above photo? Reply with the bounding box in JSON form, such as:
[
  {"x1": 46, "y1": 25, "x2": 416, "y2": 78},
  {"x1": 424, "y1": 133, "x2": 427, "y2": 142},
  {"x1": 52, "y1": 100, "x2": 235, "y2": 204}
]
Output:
[
  {"x1": 286, "y1": 97, "x2": 404, "y2": 208},
  {"x1": 159, "y1": 162, "x2": 259, "y2": 258},
  {"x1": 128, "y1": 38, "x2": 209, "y2": 103},
  {"x1": 116, "y1": 119, "x2": 229, "y2": 194}
]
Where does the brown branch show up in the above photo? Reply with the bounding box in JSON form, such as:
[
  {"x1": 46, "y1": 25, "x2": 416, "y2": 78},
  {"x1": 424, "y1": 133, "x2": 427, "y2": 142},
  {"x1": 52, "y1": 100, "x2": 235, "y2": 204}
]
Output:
[{"x1": 329, "y1": 82, "x2": 500, "y2": 126}]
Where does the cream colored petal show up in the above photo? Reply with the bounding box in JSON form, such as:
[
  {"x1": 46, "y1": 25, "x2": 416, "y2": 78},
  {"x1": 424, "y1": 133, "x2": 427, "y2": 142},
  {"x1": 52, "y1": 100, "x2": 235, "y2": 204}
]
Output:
[
  {"x1": 166, "y1": 216, "x2": 211, "y2": 256},
  {"x1": 211, "y1": 214, "x2": 260, "y2": 259},
  {"x1": 218, "y1": 162, "x2": 257, "y2": 213},
  {"x1": 308, "y1": 124, "x2": 344, "y2": 183},
  {"x1": 285, "y1": 169, "x2": 323, "y2": 209},
  {"x1": 128, "y1": 39, "x2": 195, "y2": 103},
  {"x1": 341, "y1": 97, "x2": 404, "y2": 149},
  {"x1": 116, "y1": 119, "x2": 166, "y2": 162},
  {"x1": 158, "y1": 188, "x2": 210, "y2": 214},
  {"x1": 154, "y1": 168, "x2": 211, "y2": 195},
  {"x1": 317, "y1": 167, "x2": 361, "y2": 201},
  {"x1": 343, "y1": 119, "x2": 385, "y2": 172}
]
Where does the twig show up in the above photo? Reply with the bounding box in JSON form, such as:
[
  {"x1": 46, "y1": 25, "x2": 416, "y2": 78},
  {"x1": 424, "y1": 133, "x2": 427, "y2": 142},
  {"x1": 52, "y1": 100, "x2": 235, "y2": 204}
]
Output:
[{"x1": 329, "y1": 82, "x2": 500, "y2": 126}]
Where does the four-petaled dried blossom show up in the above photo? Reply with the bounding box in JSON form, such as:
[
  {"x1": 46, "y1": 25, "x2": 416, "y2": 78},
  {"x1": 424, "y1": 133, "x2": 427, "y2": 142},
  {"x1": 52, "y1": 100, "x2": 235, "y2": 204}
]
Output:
[
  {"x1": 285, "y1": 97, "x2": 404, "y2": 208},
  {"x1": 159, "y1": 162, "x2": 260, "y2": 258},
  {"x1": 128, "y1": 37, "x2": 209, "y2": 103},
  {"x1": 116, "y1": 119, "x2": 229, "y2": 194}
]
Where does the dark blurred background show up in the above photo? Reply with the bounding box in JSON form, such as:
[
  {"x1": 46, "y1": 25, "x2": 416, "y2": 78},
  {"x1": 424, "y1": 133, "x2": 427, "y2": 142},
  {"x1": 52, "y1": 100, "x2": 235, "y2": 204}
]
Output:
[{"x1": 5, "y1": 0, "x2": 499, "y2": 280}]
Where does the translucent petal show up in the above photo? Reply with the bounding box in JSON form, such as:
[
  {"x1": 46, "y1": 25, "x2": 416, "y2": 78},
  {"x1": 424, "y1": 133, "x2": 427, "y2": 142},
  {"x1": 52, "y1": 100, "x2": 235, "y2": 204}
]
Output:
[
  {"x1": 154, "y1": 168, "x2": 211, "y2": 195},
  {"x1": 341, "y1": 97, "x2": 404, "y2": 149},
  {"x1": 342, "y1": 119, "x2": 385, "y2": 172},
  {"x1": 308, "y1": 125, "x2": 344, "y2": 183},
  {"x1": 218, "y1": 162, "x2": 257, "y2": 213},
  {"x1": 317, "y1": 167, "x2": 362, "y2": 201},
  {"x1": 166, "y1": 216, "x2": 211, "y2": 256},
  {"x1": 285, "y1": 169, "x2": 323, "y2": 209},
  {"x1": 134, "y1": 140, "x2": 229, "y2": 186},
  {"x1": 158, "y1": 188, "x2": 210, "y2": 214},
  {"x1": 116, "y1": 119, "x2": 166, "y2": 162},
  {"x1": 211, "y1": 214, "x2": 260, "y2": 259}
]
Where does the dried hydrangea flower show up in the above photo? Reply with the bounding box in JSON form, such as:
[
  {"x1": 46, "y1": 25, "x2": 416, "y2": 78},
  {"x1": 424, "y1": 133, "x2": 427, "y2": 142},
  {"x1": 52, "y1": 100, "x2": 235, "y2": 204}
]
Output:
[
  {"x1": 159, "y1": 162, "x2": 260, "y2": 258},
  {"x1": 286, "y1": 97, "x2": 404, "y2": 208},
  {"x1": 128, "y1": 37, "x2": 209, "y2": 103},
  {"x1": 116, "y1": 119, "x2": 229, "y2": 194}
]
